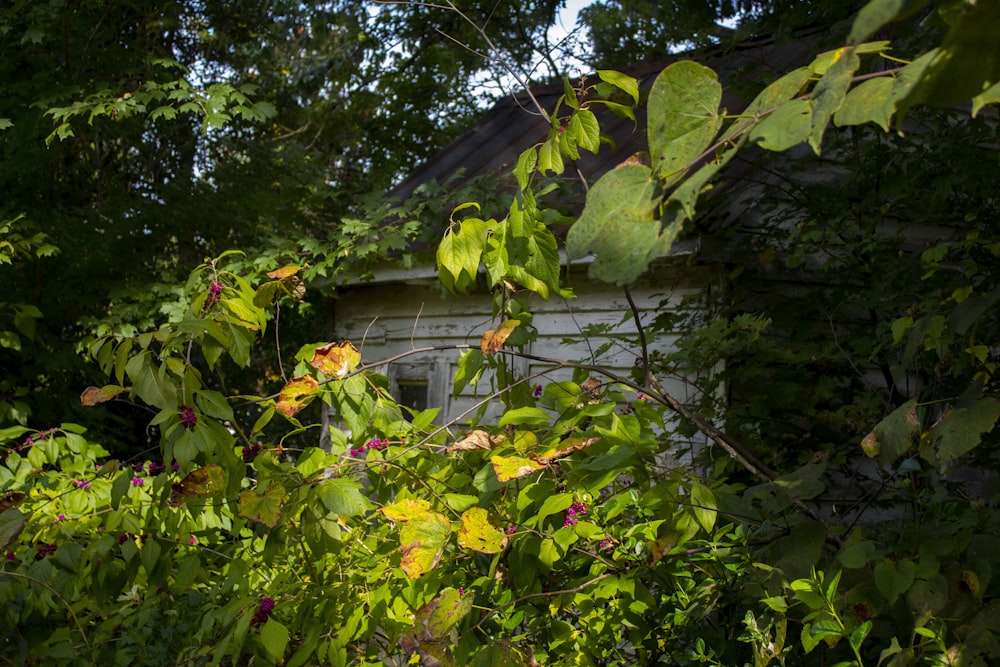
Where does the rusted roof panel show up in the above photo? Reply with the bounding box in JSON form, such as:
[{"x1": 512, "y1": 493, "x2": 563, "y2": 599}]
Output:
[{"x1": 390, "y1": 28, "x2": 829, "y2": 204}]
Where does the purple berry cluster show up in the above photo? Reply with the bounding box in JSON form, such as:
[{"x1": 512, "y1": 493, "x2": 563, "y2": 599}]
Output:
[
  {"x1": 250, "y1": 597, "x2": 275, "y2": 627},
  {"x1": 563, "y1": 501, "x2": 587, "y2": 527},
  {"x1": 34, "y1": 543, "x2": 57, "y2": 560},
  {"x1": 178, "y1": 404, "x2": 198, "y2": 430},
  {"x1": 349, "y1": 438, "x2": 388, "y2": 458},
  {"x1": 242, "y1": 444, "x2": 262, "y2": 462},
  {"x1": 205, "y1": 281, "x2": 223, "y2": 309}
]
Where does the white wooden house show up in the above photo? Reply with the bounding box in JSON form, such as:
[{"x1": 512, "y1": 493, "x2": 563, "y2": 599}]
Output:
[{"x1": 325, "y1": 30, "x2": 829, "y2": 430}]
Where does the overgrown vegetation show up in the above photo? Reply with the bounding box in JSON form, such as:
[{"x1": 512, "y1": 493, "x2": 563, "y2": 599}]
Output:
[{"x1": 3, "y1": 0, "x2": 1000, "y2": 664}]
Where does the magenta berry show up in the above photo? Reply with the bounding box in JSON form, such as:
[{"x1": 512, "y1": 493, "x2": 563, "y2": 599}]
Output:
[{"x1": 178, "y1": 404, "x2": 197, "y2": 430}]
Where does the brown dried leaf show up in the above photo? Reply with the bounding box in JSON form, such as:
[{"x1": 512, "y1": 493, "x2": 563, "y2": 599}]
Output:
[
  {"x1": 535, "y1": 437, "x2": 601, "y2": 465},
  {"x1": 80, "y1": 385, "x2": 130, "y2": 406},
  {"x1": 446, "y1": 430, "x2": 497, "y2": 453},
  {"x1": 170, "y1": 464, "x2": 227, "y2": 503},
  {"x1": 480, "y1": 319, "x2": 521, "y2": 356}
]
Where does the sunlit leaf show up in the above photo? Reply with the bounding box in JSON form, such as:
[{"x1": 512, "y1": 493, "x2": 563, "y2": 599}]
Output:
[
  {"x1": 170, "y1": 464, "x2": 227, "y2": 503},
  {"x1": 382, "y1": 498, "x2": 433, "y2": 522},
  {"x1": 565, "y1": 162, "x2": 659, "y2": 285},
  {"x1": 750, "y1": 99, "x2": 812, "y2": 151},
  {"x1": 491, "y1": 455, "x2": 546, "y2": 482},
  {"x1": 309, "y1": 341, "x2": 361, "y2": 378},
  {"x1": 316, "y1": 478, "x2": 371, "y2": 517},
  {"x1": 398, "y1": 512, "x2": 451, "y2": 578},
  {"x1": 80, "y1": 384, "x2": 130, "y2": 406},
  {"x1": 266, "y1": 265, "x2": 302, "y2": 280},
  {"x1": 238, "y1": 484, "x2": 287, "y2": 527},
  {"x1": 480, "y1": 320, "x2": 520, "y2": 356},
  {"x1": 689, "y1": 482, "x2": 718, "y2": 533},
  {"x1": 437, "y1": 216, "x2": 491, "y2": 294},
  {"x1": 808, "y1": 46, "x2": 859, "y2": 153},
  {"x1": 275, "y1": 375, "x2": 320, "y2": 417},
  {"x1": 404, "y1": 587, "x2": 473, "y2": 658},
  {"x1": 647, "y1": 61, "x2": 723, "y2": 181},
  {"x1": 834, "y1": 77, "x2": 895, "y2": 131},
  {"x1": 457, "y1": 507, "x2": 508, "y2": 554}
]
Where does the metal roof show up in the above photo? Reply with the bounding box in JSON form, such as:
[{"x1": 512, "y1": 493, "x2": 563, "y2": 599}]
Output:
[{"x1": 389, "y1": 27, "x2": 830, "y2": 207}]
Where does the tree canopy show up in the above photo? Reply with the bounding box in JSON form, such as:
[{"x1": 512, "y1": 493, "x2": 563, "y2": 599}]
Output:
[{"x1": 2, "y1": 0, "x2": 1000, "y2": 664}]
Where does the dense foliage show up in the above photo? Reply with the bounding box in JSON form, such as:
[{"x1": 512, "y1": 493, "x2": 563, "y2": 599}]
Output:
[{"x1": 3, "y1": 0, "x2": 1000, "y2": 665}]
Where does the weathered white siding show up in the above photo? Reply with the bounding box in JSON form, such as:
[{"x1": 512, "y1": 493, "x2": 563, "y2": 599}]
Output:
[{"x1": 332, "y1": 262, "x2": 712, "y2": 428}]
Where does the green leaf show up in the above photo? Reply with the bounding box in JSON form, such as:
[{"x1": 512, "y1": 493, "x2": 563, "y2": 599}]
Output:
[
  {"x1": 647, "y1": 61, "x2": 723, "y2": 181},
  {"x1": 850, "y1": 620, "x2": 872, "y2": 652},
  {"x1": 260, "y1": 619, "x2": 290, "y2": 663},
  {"x1": 570, "y1": 108, "x2": 600, "y2": 154},
  {"x1": 537, "y1": 137, "x2": 564, "y2": 175},
  {"x1": 838, "y1": 540, "x2": 876, "y2": 569},
  {"x1": 689, "y1": 482, "x2": 717, "y2": 532},
  {"x1": 750, "y1": 99, "x2": 812, "y2": 151},
  {"x1": 861, "y1": 399, "x2": 920, "y2": 465},
  {"x1": 809, "y1": 47, "x2": 860, "y2": 153},
  {"x1": 437, "y1": 217, "x2": 491, "y2": 294},
  {"x1": 848, "y1": 0, "x2": 920, "y2": 44},
  {"x1": 895, "y1": 0, "x2": 1000, "y2": 114},
  {"x1": 195, "y1": 390, "x2": 234, "y2": 421},
  {"x1": 874, "y1": 558, "x2": 915, "y2": 605},
  {"x1": 238, "y1": 484, "x2": 287, "y2": 528},
  {"x1": 514, "y1": 147, "x2": 537, "y2": 190},
  {"x1": 453, "y1": 349, "x2": 486, "y2": 397},
  {"x1": 925, "y1": 398, "x2": 1000, "y2": 464},
  {"x1": 0, "y1": 508, "x2": 25, "y2": 549},
  {"x1": 597, "y1": 70, "x2": 639, "y2": 104},
  {"x1": 486, "y1": 202, "x2": 562, "y2": 299},
  {"x1": 972, "y1": 80, "x2": 1000, "y2": 117},
  {"x1": 316, "y1": 478, "x2": 371, "y2": 517},
  {"x1": 0, "y1": 330, "x2": 21, "y2": 351},
  {"x1": 458, "y1": 507, "x2": 508, "y2": 553},
  {"x1": 744, "y1": 67, "x2": 811, "y2": 117},
  {"x1": 125, "y1": 352, "x2": 177, "y2": 410},
  {"x1": 834, "y1": 76, "x2": 895, "y2": 131},
  {"x1": 498, "y1": 406, "x2": 550, "y2": 427},
  {"x1": 565, "y1": 163, "x2": 660, "y2": 285}
]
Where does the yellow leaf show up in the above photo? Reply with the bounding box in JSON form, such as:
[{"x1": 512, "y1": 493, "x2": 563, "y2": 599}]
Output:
[
  {"x1": 309, "y1": 341, "x2": 361, "y2": 378},
  {"x1": 458, "y1": 507, "x2": 508, "y2": 554},
  {"x1": 491, "y1": 455, "x2": 546, "y2": 482},
  {"x1": 398, "y1": 512, "x2": 451, "y2": 578},
  {"x1": 381, "y1": 498, "x2": 432, "y2": 522},
  {"x1": 275, "y1": 375, "x2": 320, "y2": 417},
  {"x1": 266, "y1": 264, "x2": 302, "y2": 280}
]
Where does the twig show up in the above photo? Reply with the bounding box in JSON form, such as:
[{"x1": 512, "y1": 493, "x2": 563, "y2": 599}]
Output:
[
  {"x1": 275, "y1": 302, "x2": 286, "y2": 383},
  {"x1": 0, "y1": 571, "x2": 92, "y2": 650}
]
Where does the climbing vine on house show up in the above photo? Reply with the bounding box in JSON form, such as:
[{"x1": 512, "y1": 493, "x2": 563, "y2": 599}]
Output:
[{"x1": 3, "y1": 0, "x2": 1000, "y2": 664}]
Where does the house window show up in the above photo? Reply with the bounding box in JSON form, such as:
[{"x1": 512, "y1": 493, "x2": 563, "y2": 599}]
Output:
[{"x1": 396, "y1": 380, "x2": 429, "y2": 413}]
